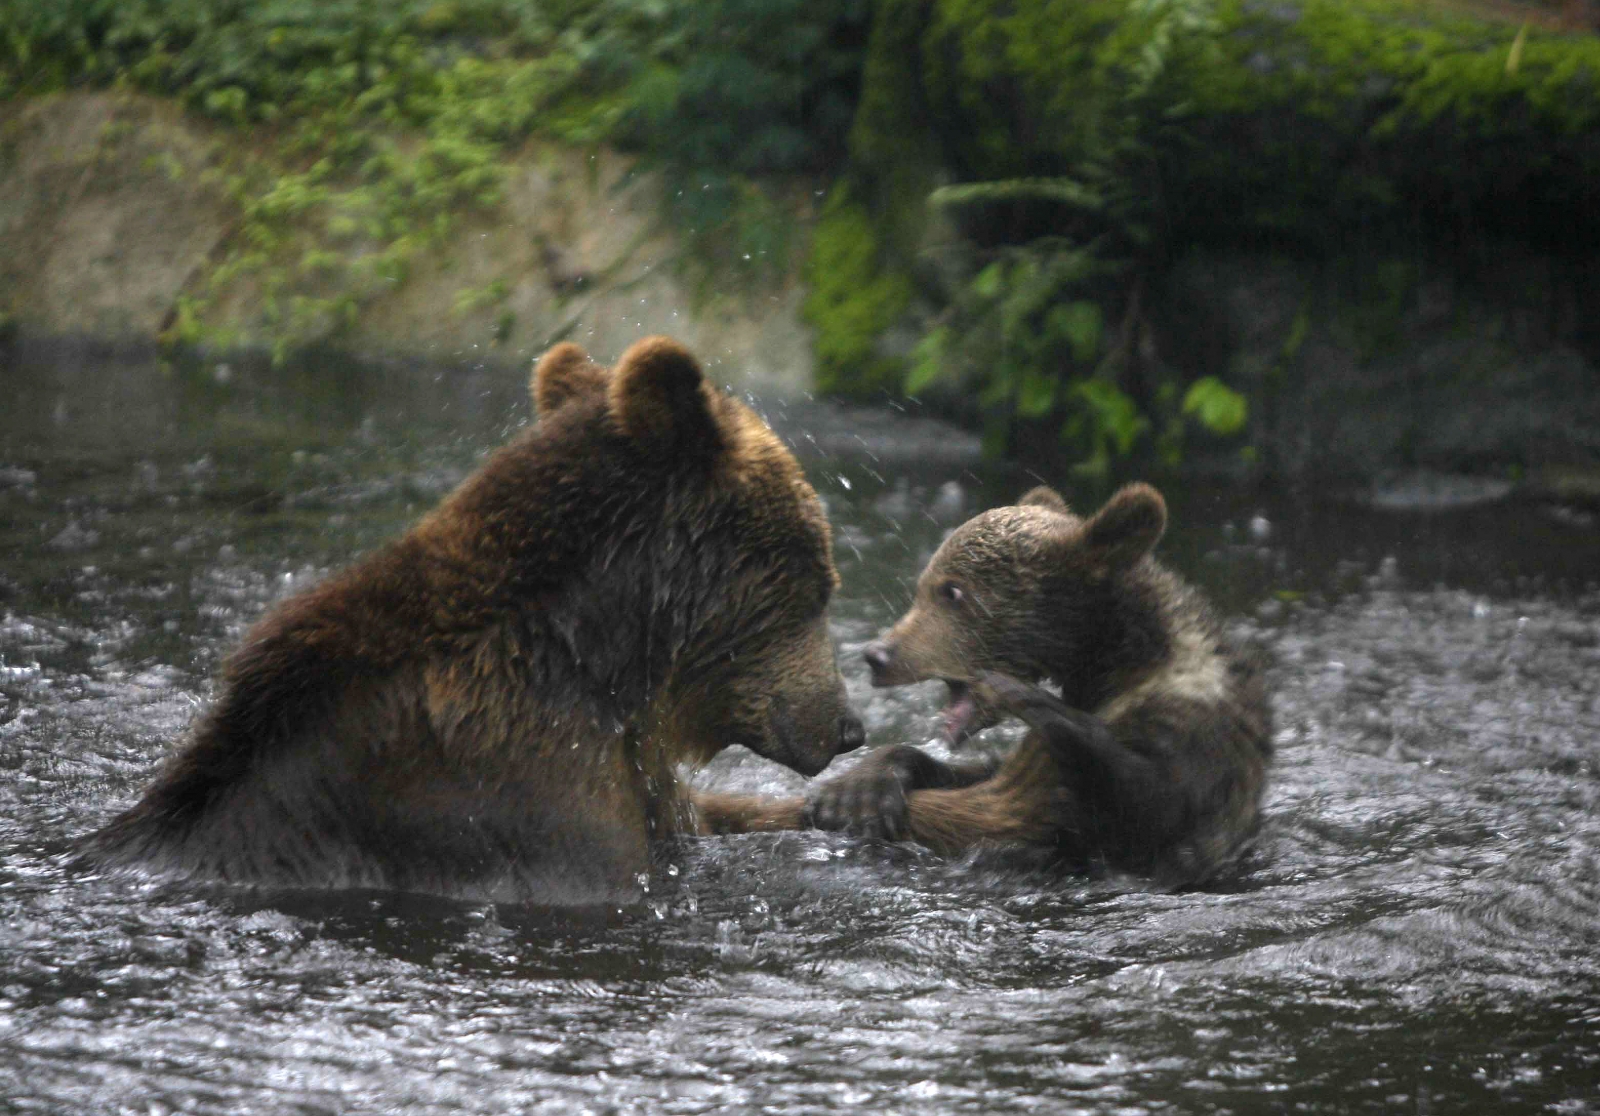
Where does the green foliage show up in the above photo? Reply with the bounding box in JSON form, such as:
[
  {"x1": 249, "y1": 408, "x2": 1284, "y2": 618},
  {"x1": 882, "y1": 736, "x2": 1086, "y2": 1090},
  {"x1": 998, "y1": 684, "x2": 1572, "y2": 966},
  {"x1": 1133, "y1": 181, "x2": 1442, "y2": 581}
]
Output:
[
  {"x1": 904, "y1": 326, "x2": 950, "y2": 395},
  {"x1": 2, "y1": 1, "x2": 571, "y2": 117},
  {"x1": 897, "y1": 230, "x2": 1244, "y2": 465},
  {"x1": 616, "y1": 0, "x2": 870, "y2": 176},
  {"x1": 614, "y1": 0, "x2": 872, "y2": 280},
  {"x1": 928, "y1": 178, "x2": 1106, "y2": 214},
  {"x1": 900, "y1": 237, "x2": 1117, "y2": 458},
  {"x1": 0, "y1": 0, "x2": 874, "y2": 354},
  {"x1": 803, "y1": 188, "x2": 912, "y2": 395},
  {"x1": 453, "y1": 277, "x2": 511, "y2": 315},
  {"x1": 1064, "y1": 378, "x2": 1150, "y2": 475},
  {"x1": 910, "y1": 241, "x2": 1110, "y2": 396},
  {"x1": 805, "y1": 0, "x2": 1600, "y2": 465},
  {"x1": 1181, "y1": 375, "x2": 1247, "y2": 435},
  {"x1": 0, "y1": 0, "x2": 618, "y2": 354},
  {"x1": 1054, "y1": 300, "x2": 1104, "y2": 364},
  {"x1": 805, "y1": 0, "x2": 1258, "y2": 465},
  {"x1": 858, "y1": 0, "x2": 1251, "y2": 465}
]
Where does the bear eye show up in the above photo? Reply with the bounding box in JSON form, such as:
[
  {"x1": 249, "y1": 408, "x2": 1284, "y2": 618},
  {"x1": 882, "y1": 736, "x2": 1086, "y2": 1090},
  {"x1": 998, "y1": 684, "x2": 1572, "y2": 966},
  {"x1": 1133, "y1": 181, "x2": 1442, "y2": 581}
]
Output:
[{"x1": 938, "y1": 581, "x2": 965, "y2": 605}]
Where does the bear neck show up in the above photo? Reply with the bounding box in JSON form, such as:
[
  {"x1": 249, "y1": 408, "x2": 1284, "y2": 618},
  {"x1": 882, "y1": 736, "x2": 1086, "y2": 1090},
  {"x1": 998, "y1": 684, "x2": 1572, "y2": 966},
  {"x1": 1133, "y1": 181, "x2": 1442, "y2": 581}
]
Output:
[{"x1": 1045, "y1": 562, "x2": 1184, "y2": 711}]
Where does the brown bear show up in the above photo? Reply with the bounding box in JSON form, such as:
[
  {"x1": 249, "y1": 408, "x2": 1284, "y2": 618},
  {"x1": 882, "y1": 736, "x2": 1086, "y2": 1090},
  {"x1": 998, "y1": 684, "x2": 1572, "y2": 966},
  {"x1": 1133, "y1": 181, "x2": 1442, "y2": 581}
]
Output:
[
  {"x1": 799, "y1": 483, "x2": 1272, "y2": 885},
  {"x1": 82, "y1": 337, "x2": 864, "y2": 905}
]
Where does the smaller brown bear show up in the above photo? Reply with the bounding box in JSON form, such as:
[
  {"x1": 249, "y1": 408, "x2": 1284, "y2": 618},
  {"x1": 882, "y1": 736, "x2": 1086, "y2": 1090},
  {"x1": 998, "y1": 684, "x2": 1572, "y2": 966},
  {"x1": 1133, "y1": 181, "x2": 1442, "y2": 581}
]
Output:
[
  {"x1": 82, "y1": 337, "x2": 863, "y2": 905},
  {"x1": 804, "y1": 483, "x2": 1272, "y2": 885}
]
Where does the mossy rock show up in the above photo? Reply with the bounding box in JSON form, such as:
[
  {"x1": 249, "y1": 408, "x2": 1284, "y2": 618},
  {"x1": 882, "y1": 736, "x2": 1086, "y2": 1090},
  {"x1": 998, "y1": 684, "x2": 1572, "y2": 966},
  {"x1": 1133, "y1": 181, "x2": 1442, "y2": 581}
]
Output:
[
  {"x1": 807, "y1": 0, "x2": 1600, "y2": 461},
  {"x1": 856, "y1": 0, "x2": 1600, "y2": 252},
  {"x1": 802, "y1": 186, "x2": 913, "y2": 396}
]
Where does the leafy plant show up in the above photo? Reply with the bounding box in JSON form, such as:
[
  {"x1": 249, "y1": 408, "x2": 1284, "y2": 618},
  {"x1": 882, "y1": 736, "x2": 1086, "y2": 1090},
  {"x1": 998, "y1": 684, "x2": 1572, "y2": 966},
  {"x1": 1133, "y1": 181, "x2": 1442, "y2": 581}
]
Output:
[
  {"x1": 809, "y1": 0, "x2": 1600, "y2": 467},
  {"x1": 846, "y1": 0, "x2": 1256, "y2": 465},
  {"x1": 900, "y1": 227, "x2": 1245, "y2": 468},
  {"x1": 0, "y1": 0, "x2": 875, "y2": 356},
  {"x1": 803, "y1": 189, "x2": 913, "y2": 394},
  {"x1": 614, "y1": 0, "x2": 872, "y2": 280}
]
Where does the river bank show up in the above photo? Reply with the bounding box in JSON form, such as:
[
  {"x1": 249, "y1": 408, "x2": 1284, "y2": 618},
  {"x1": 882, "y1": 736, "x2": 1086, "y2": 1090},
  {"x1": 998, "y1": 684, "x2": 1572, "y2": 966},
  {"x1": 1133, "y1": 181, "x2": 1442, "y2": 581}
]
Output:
[
  {"x1": 3, "y1": 1, "x2": 1598, "y2": 488},
  {"x1": 0, "y1": 92, "x2": 813, "y2": 393}
]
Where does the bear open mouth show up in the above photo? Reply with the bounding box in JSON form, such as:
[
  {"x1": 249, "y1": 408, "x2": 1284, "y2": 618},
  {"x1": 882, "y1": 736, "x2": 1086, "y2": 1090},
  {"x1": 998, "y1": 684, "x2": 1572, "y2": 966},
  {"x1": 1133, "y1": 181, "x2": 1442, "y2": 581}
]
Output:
[{"x1": 940, "y1": 680, "x2": 980, "y2": 745}]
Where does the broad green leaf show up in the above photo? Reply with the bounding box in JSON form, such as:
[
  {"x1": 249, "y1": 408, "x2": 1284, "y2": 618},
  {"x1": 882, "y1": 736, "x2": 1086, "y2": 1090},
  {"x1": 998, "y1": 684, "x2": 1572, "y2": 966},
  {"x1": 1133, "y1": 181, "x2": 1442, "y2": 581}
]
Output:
[
  {"x1": 1051, "y1": 301, "x2": 1103, "y2": 364},
  {"x1": 1016, "y1": 369, "x2": 1058, "y2": 418},
  {"x1": 972, "y1": 261, "x2": 1006, "y2": 300},
  {"x1": 904, "y1": 327, "x2": 950, "y2": 395},
  {"x1": 1070, "y1": 378, "x2": 1149, "y2": 455},
  {"x1": 1182, "y1": 376, "x2": 1248, "y2": 435}
]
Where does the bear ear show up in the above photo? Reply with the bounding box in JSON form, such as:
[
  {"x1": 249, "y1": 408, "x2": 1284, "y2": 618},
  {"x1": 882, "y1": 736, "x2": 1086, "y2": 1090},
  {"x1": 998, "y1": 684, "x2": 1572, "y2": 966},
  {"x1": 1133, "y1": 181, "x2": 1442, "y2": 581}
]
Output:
[
  {"x1": 1018, "y1": 485, "x2": 1070, "y2": 514},
  {"x1": 1082, "y1": 483, "x2": 1167, "y2": 569},
  {"x1": 531, "y1": 342, "x2": 608, "y2": 417},
  {"x1": 608, "y1": 336, "x2": 724, "y2": 457}
]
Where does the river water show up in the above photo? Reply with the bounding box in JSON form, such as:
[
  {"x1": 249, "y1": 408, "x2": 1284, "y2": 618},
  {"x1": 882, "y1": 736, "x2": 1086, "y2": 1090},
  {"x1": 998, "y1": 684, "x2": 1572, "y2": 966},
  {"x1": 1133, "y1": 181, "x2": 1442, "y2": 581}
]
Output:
[{"x1": 3, "y1": 340, "x2": 1598, "y2": 1114}]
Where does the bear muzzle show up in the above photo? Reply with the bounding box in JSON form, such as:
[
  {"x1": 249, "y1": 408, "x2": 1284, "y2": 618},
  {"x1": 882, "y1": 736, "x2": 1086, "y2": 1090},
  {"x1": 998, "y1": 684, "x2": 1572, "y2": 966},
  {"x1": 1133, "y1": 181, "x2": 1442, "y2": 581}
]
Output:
[
  {"x1": 863, "y1": 643, "x2": 1004, "y2": 744},
  {"x1": 761, "y1": 696, "x2": 865, "y2": 776},
  {"x1": 863, "y1": 640, "x2": 919, "y2": 687}
]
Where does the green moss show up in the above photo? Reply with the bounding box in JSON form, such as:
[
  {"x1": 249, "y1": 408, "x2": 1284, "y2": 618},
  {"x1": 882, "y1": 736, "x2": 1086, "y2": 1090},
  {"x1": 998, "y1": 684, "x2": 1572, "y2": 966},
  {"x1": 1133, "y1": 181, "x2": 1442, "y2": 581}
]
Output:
[
  {"x1": 2, "y1": 0, "x2": 874, "y2": 357},
  {"x1": 1331, "y1": 253, "x2": 1420, "y2": 359},
  {"x1": 802, "y1": 187, "x2": 913, "y2": 396},
  {"x1": 0, "y1": 0, "x2": 619, "y2": 355},
  {"x1": 848, "y1": 0, "x2": 938, "y2": 171},
  {"x1": 891, "y1": 0, "x2": 1600, "y2": 250},
  {"x1": 820, "y1": 0, "x2": 1600, "y2": 459}
]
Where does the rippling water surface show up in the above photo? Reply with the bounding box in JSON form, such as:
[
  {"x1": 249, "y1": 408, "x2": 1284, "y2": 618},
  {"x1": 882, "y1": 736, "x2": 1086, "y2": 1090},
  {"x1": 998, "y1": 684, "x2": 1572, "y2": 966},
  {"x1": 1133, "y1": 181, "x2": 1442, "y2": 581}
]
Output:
[{"x1": 3, "y1": 341, "x2": 1598, "y2": 1114}]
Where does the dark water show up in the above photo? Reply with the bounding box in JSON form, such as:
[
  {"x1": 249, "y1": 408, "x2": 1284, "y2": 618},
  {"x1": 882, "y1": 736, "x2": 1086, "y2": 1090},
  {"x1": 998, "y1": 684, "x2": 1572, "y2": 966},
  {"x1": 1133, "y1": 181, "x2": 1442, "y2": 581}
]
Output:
[{"x1": 3, "y1": 339, "x2": 1599, "y2": 1114}]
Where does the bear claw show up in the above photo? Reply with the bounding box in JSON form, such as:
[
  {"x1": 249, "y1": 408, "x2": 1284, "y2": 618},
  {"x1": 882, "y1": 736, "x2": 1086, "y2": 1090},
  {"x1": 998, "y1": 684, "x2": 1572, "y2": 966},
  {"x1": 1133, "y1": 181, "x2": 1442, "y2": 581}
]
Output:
[{"x1": 804, "y1": 744, "x2": 929, "y2": 841}]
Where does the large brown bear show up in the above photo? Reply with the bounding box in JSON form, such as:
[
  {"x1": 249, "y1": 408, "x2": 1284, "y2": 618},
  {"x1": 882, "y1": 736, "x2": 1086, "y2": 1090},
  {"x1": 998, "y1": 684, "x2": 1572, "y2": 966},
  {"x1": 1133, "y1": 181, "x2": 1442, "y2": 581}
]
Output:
[
  {"x1": 83, "y1": 337, "x2": 864, "y2": 905},
  {"x1": 793, "y1": 483, "x2": 1272, "y2": 885}
]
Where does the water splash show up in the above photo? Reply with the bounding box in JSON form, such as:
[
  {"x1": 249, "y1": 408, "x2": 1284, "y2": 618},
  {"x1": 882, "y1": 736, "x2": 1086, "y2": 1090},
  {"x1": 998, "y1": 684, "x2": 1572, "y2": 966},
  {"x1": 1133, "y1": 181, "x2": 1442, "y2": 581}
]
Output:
[{"x1": 2, "y1": 346, "x2": 1598, "y2": 1113}]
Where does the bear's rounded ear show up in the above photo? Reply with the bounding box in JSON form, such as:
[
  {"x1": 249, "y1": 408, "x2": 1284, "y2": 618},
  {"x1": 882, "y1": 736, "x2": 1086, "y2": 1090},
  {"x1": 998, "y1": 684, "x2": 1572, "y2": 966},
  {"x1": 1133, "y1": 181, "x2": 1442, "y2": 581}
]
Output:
[
  {"x1": 608, "y1": 336, "x2": 724, "y2": 457},
  {"x1": 1018, "y1": 485, "x2": 1069, "y2": 514},
  {"x1": 532, "y1": 342, "x2": 607, "y2": 417},
  {"x1": 1083, "y1": 483, "x2": 1166, "y2": 570}
]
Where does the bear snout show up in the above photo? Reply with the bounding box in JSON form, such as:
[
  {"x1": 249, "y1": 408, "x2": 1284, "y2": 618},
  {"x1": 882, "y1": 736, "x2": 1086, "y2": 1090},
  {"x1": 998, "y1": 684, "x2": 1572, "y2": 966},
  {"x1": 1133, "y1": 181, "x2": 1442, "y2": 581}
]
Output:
[
  {"x1": 761, "y1": 694, "x2": 861, "y2": 775},
  {"x1": 863, "y1": 640, "x2": 922, "y2": 687},
  {"x1": 863, "y1": 640, "x2": 897, "y2": 685}
]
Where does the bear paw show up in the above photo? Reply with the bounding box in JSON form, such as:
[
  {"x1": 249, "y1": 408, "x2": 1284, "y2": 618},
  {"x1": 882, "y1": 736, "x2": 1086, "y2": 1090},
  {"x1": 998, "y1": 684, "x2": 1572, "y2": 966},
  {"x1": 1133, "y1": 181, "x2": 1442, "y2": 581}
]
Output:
[
  {"x1": 804, "y1": 744, "x2": 929, "y2": 841},
  {"x1": 968, "y1": 670, "x2": 1039, "y2": 714}
]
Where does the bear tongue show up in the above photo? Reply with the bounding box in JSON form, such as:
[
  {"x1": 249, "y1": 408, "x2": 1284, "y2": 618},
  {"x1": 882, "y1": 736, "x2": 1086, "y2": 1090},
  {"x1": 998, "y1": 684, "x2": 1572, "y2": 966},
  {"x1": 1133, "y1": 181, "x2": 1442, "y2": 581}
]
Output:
[{"x1": 941, "y1": 681, "x2": 978, "y2": 745}]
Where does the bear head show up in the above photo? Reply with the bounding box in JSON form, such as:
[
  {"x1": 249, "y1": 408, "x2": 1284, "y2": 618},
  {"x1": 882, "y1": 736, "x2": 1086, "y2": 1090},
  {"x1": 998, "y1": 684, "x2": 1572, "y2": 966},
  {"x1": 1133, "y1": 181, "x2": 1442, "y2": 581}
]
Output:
[
  {"x1": 861, "y1": 483, "x2": 1173, "y2": 744},
  {"x1": 527, "y1": 337, "x2": 864, "y2": 776}
]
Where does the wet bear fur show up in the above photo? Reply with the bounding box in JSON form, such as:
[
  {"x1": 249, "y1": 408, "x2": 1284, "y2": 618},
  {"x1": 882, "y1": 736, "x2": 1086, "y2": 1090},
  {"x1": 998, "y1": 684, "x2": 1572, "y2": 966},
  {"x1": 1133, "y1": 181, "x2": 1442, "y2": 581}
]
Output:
[
  {"x1": 83, "y1": 337, "x2": 862, "y2": 905},
  {"x1": 805, "y1": 483, "x2": 1272, "y2": 885}
]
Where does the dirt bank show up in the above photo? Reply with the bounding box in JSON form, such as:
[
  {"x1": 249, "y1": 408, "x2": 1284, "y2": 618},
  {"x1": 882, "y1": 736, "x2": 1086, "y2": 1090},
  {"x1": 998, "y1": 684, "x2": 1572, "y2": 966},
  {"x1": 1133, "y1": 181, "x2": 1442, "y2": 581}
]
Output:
[{"x1": 0, "y1": 93, "x2": 813, "y2": 391}]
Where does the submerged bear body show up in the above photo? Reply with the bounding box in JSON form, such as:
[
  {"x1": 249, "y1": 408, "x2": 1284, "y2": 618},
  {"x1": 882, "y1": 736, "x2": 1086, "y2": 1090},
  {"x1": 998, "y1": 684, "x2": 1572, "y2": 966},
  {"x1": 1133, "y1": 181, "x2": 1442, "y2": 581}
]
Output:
[{"x1": 84, "y1": 338, "x2": 862, "y2": 905}]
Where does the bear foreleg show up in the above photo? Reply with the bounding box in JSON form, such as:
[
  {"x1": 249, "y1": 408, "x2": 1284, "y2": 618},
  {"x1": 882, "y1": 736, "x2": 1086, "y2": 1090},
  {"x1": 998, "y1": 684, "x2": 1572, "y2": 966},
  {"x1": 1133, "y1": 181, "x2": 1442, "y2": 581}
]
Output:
[
  {"x1": 871, "y1": 673, "x2": 1182, "y2": 857},
  {"x1": 684, "y1": 744, "x2": 995, "y2": 840},
  {"x1": 968, "y1": 672, "x2": 1165, "y2": 793},
  {"x1": 804, "y1": 744, "x2": 997, "y2": 840},
  {"x1": 688, "y1": 789, "x2": 808, "y2": 835}
]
